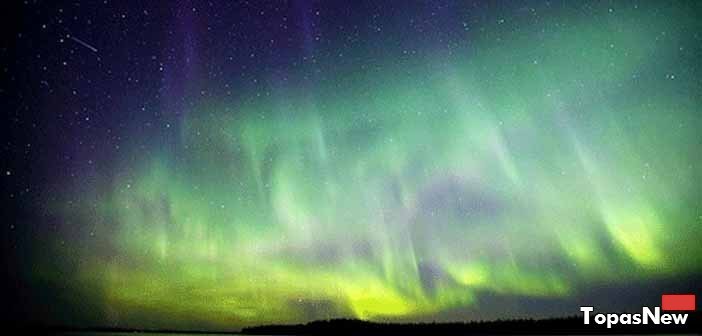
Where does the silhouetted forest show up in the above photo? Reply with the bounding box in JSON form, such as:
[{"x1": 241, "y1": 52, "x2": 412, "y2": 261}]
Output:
[
  {"x1": 242, "y1": 312, "x2": 701, "y2": 335},
  {"x1": 19, "y1": 311, "x2": 702, "y2": 334}
]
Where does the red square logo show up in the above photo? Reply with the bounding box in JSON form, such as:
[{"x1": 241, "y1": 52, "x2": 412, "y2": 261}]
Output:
[{"x1": 661, "y1": 294, "x2": 696, "y2": 311}]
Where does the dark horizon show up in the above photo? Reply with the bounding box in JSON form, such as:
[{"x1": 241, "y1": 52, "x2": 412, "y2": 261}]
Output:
[
  {"x1": 21, "y1": 311, "x2": 702, "y2": 335},
  {"x1": 9, "y1": 276, "x2": 702, "y2": 333}
]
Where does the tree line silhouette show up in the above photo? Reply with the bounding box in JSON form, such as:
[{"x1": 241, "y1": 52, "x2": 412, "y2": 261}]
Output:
[{"x1": 242, "y1": 312, "x2": 701, "y2": 335}]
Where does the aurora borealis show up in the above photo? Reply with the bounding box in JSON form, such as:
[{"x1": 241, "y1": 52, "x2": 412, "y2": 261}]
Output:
[{"x1": 4, "y1": 0, "x2": 702, "y2": 331}]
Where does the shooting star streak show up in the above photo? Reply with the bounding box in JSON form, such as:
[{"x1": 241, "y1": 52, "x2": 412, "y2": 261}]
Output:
[{"x1": 70, "y1": 35, "x2": 98, "y2": 53}]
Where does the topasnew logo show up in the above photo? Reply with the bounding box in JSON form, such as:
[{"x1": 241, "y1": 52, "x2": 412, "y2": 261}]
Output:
[
  {"x1": 580, "y1": 306, "x2": 689, "y2": 329},
  {"x1": 580, "y1": 294, "x2": 695, "y2": 329}
]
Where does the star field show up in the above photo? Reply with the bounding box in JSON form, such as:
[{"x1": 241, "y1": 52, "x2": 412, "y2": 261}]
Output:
[{"x1": 3, "y1": 0, "x2": 702, "y2": 331}]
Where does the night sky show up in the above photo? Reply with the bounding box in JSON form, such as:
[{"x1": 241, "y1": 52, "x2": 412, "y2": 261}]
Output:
[{"x1": 3, "y1": 0, "x2": 702, "y2": 331}]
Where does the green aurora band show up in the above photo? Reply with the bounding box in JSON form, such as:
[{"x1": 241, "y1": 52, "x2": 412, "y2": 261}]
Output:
[{"x1": 41, "y1": 3, "x2": 701, "y2": 330}]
